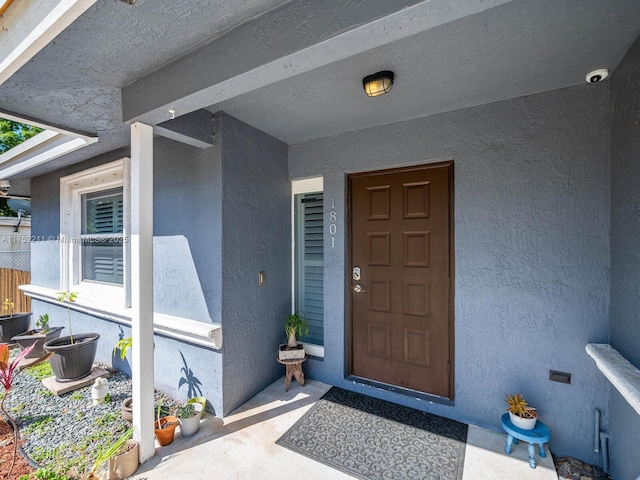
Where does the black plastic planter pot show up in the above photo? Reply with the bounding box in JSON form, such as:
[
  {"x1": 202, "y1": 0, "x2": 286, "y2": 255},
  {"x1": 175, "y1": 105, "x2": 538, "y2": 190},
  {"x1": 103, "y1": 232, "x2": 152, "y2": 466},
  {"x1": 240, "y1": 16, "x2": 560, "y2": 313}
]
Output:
[
  {"x1": 43, "y1": 333, "x2": 100, "y2": 382},
  {"x1": 12, "y1": 326, "x2": 65, "y2": 358},
  {"x1": 0, "y1": 312, "x2": 32, "y2": 343}
]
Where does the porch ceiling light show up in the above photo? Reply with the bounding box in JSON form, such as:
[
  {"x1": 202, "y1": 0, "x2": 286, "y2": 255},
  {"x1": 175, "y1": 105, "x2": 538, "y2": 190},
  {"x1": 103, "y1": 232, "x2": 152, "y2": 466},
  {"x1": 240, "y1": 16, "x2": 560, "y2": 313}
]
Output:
[{"x1": 363, "y1": 70, "x2": 394, "y2": 97}]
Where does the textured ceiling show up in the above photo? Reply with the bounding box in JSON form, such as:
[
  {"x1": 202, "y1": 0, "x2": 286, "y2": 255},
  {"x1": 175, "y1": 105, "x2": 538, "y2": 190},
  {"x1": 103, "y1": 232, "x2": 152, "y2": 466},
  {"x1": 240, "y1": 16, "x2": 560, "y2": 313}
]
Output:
[
  {"x1": 211, "y1": 0, "x2": 640, "y2": 143},
  {"x1": 0, "y1": 0, "x2": 291, "y2": 182},
  {"x1": 0, "y1": 0, "x2": 639, "y2": 186}
]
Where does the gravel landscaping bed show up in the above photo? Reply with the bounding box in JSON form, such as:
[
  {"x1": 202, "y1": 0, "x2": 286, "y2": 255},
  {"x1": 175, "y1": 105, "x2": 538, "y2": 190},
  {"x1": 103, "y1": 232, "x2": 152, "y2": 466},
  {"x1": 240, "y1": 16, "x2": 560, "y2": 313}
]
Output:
[{"x1": 4, "y1": 353, "x2": 177, "y2": 478}]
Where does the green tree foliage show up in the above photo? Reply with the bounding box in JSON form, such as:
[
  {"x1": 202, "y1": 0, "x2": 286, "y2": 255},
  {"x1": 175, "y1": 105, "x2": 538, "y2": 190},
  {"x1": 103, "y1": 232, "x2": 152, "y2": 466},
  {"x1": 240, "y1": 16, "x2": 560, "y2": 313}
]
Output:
[
  {"x1": 0, "y1": 198, "x2": 17, "y2": 217},
  {"x1": 0, "y1": 118, "x2": 43, "y2": 153}
]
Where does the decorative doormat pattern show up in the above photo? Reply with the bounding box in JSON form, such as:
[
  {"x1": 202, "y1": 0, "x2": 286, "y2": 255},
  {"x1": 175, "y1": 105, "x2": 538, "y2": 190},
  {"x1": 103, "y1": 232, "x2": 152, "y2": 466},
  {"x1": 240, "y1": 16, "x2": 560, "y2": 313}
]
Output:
[{"x1": 276, "y1": 387, "x2": 468, "y2": 480}]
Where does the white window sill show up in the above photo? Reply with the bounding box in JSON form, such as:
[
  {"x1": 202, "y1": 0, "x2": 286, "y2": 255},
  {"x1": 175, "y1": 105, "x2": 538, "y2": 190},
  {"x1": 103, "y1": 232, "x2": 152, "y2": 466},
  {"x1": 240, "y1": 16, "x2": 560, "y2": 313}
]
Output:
[
  {"x1": 302, "y1": 342, "x2": 324, "y2": 358},
  {"x1": 19, "y1": 284, "x2": 222, "y2": 350},
  {"x1": 586, "y1": 343, "x2": 640, "y2": 415}
]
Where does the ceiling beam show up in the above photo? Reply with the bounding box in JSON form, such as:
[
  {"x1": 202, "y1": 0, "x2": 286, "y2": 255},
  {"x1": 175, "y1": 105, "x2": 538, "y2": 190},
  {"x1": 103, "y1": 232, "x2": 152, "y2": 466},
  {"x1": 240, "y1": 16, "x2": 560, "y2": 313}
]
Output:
[
  {"x1": 153, "y1": 110, "x2": 215, "y2": 149},
  {"x1": 122, "y1": 0, "x2": 513, "y2": 126}
]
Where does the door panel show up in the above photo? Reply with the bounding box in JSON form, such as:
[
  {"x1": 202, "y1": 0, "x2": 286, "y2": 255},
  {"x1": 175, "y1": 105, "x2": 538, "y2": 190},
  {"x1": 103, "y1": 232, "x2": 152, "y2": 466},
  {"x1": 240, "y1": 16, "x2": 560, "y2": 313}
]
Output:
[{"x1": 350, "y1": 164, "x2": 453, "y2": 398}]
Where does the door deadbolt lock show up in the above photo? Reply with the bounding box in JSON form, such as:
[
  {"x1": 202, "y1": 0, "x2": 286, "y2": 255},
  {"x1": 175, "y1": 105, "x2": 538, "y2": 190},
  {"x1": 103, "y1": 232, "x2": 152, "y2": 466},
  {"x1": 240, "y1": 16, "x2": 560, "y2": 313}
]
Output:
[{"x1": 352, "y1": 266, "x2": 361, "y2": 281}]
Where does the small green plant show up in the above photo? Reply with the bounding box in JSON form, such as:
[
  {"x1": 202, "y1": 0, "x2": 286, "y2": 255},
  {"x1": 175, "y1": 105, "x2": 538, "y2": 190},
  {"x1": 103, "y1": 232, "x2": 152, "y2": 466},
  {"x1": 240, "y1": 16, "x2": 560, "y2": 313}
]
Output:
[
  {"x1": 10, "y1": 402, "x2": 25, "y2": 413},
  {"x1": 284, "y1": 312, "x2": 309, "y2": 348},
  {"x1": 75, "y1": 410, "x2": 83, "y2": 421},
  {"x1": 55, "y1": 291, "x2": 78, "y2": 344},
  {"x1": 26, "y1": 361, "x2": 53, "y2": 381},
  {"x1": 25, "y1": 415, "x2": 53, "y2": 435},
  {"x1": 175, "y1": 403, "x2": 196, "y2": 419},
  {"x1": 89, "y1": 426, "x2": 134, "y2": 477},
  {"x1": 156, "y1": 401, "x2": 162, "y2": 427},
  {"x1": 155, "y1": 399, "x2": 173, "y2": 429},
  {"x1": 2, "y1": 298, "x2": 15, "y2": 317},
  {"x1": 505, "y1": 393, "x2": 537, "y2": 419},
  {"x1": 70, "y1": 391, "x2": 83, "y2": 401},
  {"x1": 22, "y1": 466, "x2": 71, "y2": 480},
  {"x1": 113, "y1": 336, "x2": 132, "y2": 361},
  {"x1": 37, "y1": 387, "x2": 53, "y2": 398},
  {"x1": 36, "y1": 313, "x2": 51, "y2": 333},
  {"x1": 94, "y1": 411, "x2": 119, "y2": 427}
]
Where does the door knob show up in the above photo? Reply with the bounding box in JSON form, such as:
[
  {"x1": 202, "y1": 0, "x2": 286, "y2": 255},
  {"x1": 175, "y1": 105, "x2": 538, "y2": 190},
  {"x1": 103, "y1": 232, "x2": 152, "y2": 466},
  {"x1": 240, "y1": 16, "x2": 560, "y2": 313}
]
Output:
[{"x1": 353, "y1": 284, "x2": 366, "y2": 293}]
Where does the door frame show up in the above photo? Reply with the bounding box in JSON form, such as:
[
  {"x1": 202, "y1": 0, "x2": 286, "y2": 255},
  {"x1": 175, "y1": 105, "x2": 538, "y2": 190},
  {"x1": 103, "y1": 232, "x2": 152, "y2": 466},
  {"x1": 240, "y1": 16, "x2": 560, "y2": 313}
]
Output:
[{"x1": 346, "y1": 161, "x2": 455, "y2": 403}]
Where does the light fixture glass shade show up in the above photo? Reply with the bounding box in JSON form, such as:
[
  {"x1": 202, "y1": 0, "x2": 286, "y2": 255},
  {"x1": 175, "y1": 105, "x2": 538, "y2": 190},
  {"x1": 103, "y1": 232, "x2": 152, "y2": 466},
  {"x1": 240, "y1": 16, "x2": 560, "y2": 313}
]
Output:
[{"x1": 363, "y1": 71, "x2": 394, "y2": 97}]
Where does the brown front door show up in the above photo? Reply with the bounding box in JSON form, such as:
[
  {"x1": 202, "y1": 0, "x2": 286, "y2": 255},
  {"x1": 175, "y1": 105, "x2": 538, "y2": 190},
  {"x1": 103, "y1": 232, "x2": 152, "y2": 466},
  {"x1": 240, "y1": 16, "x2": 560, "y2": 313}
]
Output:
[{"x1": 349, "y1": 163, "x2": 453, "y2": 399}]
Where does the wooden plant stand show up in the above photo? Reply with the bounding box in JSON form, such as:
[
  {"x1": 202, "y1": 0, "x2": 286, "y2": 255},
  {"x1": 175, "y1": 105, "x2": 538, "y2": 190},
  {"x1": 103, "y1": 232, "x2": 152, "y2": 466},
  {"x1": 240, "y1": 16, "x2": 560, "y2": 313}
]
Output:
[{"x1": 277, "y1": 356, "x2": 307, "y2": 392}]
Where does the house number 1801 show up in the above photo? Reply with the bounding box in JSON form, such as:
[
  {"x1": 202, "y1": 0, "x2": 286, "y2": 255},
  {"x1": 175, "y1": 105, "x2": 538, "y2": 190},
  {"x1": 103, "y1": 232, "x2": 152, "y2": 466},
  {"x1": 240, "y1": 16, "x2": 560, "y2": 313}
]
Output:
[{"x1": 329, "y1": 196, "x2": 337, "y2": 248}]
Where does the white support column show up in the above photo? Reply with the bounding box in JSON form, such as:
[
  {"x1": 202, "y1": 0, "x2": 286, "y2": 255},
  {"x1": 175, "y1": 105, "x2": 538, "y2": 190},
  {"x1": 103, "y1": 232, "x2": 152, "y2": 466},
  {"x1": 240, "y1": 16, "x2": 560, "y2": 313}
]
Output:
[{"x1": 130, "y1": 122, "x2": 155, "y2": 462}]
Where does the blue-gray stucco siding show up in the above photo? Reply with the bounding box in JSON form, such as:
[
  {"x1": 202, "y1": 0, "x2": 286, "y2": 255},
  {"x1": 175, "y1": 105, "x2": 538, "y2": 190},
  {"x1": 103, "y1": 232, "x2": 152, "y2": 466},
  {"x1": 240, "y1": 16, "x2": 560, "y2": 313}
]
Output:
[
  {"x1": 28, "y1": 119, "x2": 290, "y2": 417},
  {"x1": 25, "y1": 66, "x2": 640, "y2": 469},
  {"x1": 218, "y1": 114, "x2": 291, "y2": 415},
  {"x1": 609, "y1": 33, "x2": 640, "y2": 480},
  {"x1": 289, "y1": 84, "x2": 611, "y2": 464}
]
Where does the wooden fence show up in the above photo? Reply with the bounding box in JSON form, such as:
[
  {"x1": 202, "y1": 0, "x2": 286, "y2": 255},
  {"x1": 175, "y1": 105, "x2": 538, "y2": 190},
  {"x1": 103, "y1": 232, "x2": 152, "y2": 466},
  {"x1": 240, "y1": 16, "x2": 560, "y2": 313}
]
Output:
[{"x1": 0, "y1": 268, "x2": 31, "y2": 313}]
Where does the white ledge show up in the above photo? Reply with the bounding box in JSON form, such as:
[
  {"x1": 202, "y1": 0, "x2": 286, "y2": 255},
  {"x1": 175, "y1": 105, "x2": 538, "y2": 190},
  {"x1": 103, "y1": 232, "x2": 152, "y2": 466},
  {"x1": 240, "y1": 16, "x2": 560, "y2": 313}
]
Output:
[
  {"x1": 586, "y1": 343, "x2": 640, "y2": 415},
  {"x1": 19, "y1": 284, "x2": 222, "y2": 350}
]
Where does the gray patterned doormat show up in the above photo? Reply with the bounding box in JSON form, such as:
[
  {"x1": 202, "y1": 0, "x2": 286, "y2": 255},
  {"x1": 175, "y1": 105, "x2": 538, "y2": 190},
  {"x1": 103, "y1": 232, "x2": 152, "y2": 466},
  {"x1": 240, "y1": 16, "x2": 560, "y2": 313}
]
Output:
[{"x1": 276, "y1": 387, "x2": 468, "y2": 480}]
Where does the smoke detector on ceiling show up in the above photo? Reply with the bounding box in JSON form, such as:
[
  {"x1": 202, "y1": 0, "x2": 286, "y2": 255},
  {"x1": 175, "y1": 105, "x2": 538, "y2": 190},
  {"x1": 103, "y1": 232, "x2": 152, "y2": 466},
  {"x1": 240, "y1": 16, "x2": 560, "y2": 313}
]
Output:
[{"x1": 586, "y1": 69, "x2": 609, "y2": 84}]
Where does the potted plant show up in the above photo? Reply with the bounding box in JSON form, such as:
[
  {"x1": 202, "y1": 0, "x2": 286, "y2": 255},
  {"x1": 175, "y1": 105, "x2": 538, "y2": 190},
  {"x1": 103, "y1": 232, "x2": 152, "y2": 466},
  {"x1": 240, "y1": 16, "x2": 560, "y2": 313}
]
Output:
[
  {"x1": 0, "y1": 342, "x2": 35, "y2": 478},
  {"x1": 0, "y1": 297, "x2": 32, "y2": 343},
  {"x1": 84, "y1": 426, "x2": 137, "y2": 480},
  {"x1": 154, "y1": 401, "x2": 178, "y2": 446},
  {"x1": 506, "y1": 393, "x2": 538, "y2": 430},
  {"x1": 112, "y1": 336, "x2": 134, "y2": 422},
  {"x1": 43, "y1": 291, "x2": 100, "y2": 382},
  {"x1": 278, "y1": 312, "x2": 309, "y2": 360},
  {"x1": 11, "y1": 313, "x2": 65, "y2": 358},
  {"x1": 176, "y1": 402, "x2": 203, "y2": 438},
  {"x1": 186, "y1": 396, "x2": 207, "y2": 417}
]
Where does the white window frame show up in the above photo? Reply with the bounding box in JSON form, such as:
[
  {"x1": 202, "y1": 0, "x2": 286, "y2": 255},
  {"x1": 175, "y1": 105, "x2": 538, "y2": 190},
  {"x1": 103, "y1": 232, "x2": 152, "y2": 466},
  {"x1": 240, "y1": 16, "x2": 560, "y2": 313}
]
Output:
[
  {"x1": 60, "y1": 158, "x2": 131, "y2": 307},
  {"x1": 292, "y1": 177, "x2": 324, "y2": 358}
]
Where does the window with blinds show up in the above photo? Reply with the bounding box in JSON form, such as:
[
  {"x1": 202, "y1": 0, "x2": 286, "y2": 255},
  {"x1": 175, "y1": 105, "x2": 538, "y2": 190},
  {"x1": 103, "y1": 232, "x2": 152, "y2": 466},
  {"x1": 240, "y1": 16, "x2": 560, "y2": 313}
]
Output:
[
  {"x1": 294, "y1": 192, "x2": 324, "y2": 346},
  {"x1": 294, "y1": 192, "x2": 324, "y2": 345},
  {"x1": 81, "y1": 187, "x2": 124, "y2": 285}
]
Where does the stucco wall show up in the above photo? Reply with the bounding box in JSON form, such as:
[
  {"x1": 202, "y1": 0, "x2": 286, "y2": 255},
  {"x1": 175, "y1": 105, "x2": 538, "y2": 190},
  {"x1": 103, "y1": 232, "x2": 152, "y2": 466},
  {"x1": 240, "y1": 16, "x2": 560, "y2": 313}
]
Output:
[
  {"x1": 219, "y1": 114, "x2": 291, "y2": 415},
  {"x1": 609, "y1": 34, "x2": 640, "y2": 480},
  {"x1": 29, "y1": 139, "x2": 225, "y2": 413},
  {"x1": 289, "y1": 84, "x2": 611, "y2": 463}
]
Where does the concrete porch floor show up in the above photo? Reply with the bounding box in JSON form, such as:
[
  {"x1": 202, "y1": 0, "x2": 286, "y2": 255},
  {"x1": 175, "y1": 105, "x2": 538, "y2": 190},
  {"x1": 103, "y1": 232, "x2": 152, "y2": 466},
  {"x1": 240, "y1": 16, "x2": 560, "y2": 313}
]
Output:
[{"x1": 131, "y1": 379, "x2": 558, "y2": 480}]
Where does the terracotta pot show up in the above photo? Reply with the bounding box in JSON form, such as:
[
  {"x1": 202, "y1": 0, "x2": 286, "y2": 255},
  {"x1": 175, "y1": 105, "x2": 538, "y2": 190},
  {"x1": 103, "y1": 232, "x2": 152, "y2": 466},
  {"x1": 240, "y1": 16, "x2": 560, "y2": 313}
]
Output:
[
  {"x1": 154, "y1": 416, "x2": 178, "y2": 446},
  {"x1": 12, "y1": 326, "x2": 64, "y2": 358},
  {"x1": 0, "y1": 312, "x2": 32, "y2": 343},
  {"x1": 108, "y1": 439, "x2": 139, "y2": 479}
]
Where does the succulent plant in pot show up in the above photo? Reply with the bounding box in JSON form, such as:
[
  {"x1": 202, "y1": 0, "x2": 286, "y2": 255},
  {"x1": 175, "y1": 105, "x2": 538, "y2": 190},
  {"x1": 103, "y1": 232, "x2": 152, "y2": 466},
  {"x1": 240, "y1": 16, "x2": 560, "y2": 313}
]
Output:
[
  {"x1": 506, "y1": 393, "x2": 538, "y2": 430},
  {"x1": 176, "y1": 402, "x2": 203, "y2": 438}
]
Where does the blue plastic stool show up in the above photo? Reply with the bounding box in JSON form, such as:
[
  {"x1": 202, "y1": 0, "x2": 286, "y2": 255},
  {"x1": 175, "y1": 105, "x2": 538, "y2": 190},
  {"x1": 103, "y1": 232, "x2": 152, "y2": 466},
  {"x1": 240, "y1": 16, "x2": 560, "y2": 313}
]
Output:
[{"x1": 501, "y1": 413, "x2": 550, "y2": 469}]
